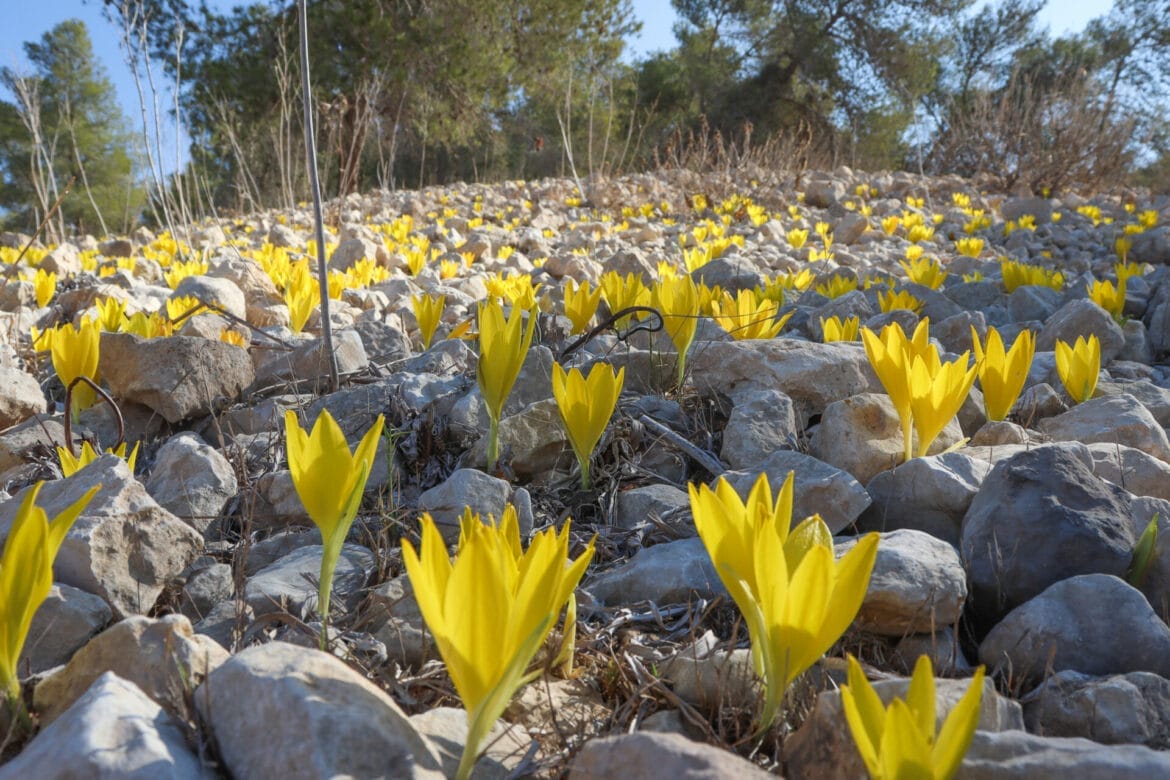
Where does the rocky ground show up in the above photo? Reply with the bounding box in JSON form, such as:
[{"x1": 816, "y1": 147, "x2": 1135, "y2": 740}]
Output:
[{"x1": 2, "y1": 166, "x2": 1170, "y2": 777}]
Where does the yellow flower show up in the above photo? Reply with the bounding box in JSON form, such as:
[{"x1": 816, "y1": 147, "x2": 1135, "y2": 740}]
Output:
[
  {"x1": 551, "y1": 363, "x2": 625, "y2": 489},
  {"x1": 879, "y1": 289, "x2": 925, "y2": 314},
  {"x1": 900, "y1": 256, "x2": 947, "y2": 290},
  {"x1": 861, "y1": 321, "x2": 927, "y2": 463},
  {"x1": 971, "y1": 327, "x2": 1034, "y2": 421},
  {"x1": 93, "y1": 297, "x2": 128, "y2": 331},
  {"x1": 284, "y1": 409, "x2": 385, "y2": 649},
  {"x1": 690, "y1": 472, "x2": 879, "y2": 732},
  {"x1": 57, "y1": 441, "x2": 140, "y2": 477},
  {"x1": 50, "y1": 317, "x2": 100, "y2": 418},
  {"x1": 817, "y1": 275, "x2": 859, "y2": 299},
  {"x1": 711, "y1": 289, "x2": 791, "y2": 340},
  {"x1": 166, "y1": 295, "x2": 205, "y2": 323},
  {"x1": 906, "y1": 225, "x2": 934, "y2": 244},
  {"x1": 219, "y1": 329, "x2": 248, "y2": 348},
  {"x1": 1000, "y1": 259, "x2": 1064, "y2": 292},
  {"x1": 403, "y1": 512, "x2": 593, "y2": 780},
  {"x1": 787, "y1": 228, "x2": 809, "y2": 249},
  {"x1": 563, "y1": 279, "x2": 602, "y2": 335},
  {"x1": 33, "y1": 269, "x2": 56, "y2": 308},
  {"x1": 880, "y1": 216, "x2": 900, "y2": 236},
  {"x1": 411, "y1": 293, "x2": 446, "y2": 350},
  {"x1": 477, "y1": 300, "x2": 537, "y2": 471},
  {"x1": 1087, "y1": 279, "x2": 1125, "y2": 323},
  {"x1": 285, "y1": 278, "x2": 317, "y2": 334},
  {"x1": 841, "y1": 654, "x2": 985, "y2": 780},
  {"x1": 821, "y1": 316, "x2": 860, "y2": 342},
  {"x1": 908, "y1": 352, "x2": 977, "y2": 458},
  {"x1": 599, "y1": 271, "x2": 648, "y2": 330},
  {"x1": 1055, "y1": 335, "x2": 1100, "y2": 404},
  {"x1": 651, "y1": 274, "x2": 700, "y2": 386},
  {"x1": 1, "y1": 481, "x2": 99, "y2": 710}
]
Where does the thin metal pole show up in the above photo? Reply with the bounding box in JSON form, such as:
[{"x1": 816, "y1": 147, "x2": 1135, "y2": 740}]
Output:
[{"x1": 297, "y1": 0, "x2": 339, "y2": 392}]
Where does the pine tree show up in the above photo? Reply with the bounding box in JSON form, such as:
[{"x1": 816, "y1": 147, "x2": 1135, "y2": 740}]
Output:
[{"x1": 0, "y1": 19, "x2": 145, "y2": 236}]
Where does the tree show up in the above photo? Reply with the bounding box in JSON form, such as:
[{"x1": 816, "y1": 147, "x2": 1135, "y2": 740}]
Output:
[{"x1": 0, "y1": 20, "x2": 145, "y2": 236}]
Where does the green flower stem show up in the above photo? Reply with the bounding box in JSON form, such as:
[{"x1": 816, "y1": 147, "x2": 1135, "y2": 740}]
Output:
[{"x1": 486, "y1": 415, "x2": 500, "y2": 472}]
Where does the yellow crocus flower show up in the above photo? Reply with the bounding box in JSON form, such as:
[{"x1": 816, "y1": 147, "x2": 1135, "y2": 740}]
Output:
[
  {"x1": 908, "y1": 352, "x2": 977, "y2": 458},
  {"x1": 1055, "y1": 335, "x2": 1100, "y2": 404},
  {"x1": 879, "y1": 289, "x2": 925, "y2": 314},
  {"x1": 971, "y1": 327, "x2": 1035, "y2": 422},
  {"x1": 1087, "y1": 279, "x2": 1125, "y2": 323},
  {"x1": 711, "y1": 289, "x2": 790, "y2": 340},
  {"x1": 0, "y1": 482, "x2": 99, "y2": 715},
  {"x1": 651, "y1": 274, "x2": 700, "y2": 387},
  {"x1": 57, "y1": 440, "x2": 140, "y2": 477},
  {"x1": 690, "y1": 472, "x2": 879, "y2": 733},
  {"x1": 50, "y1": 318, "x2": 100, "y2": 418},
  {"x1": 821, "y1": 315, "x2": 860, "y2": 342},
  {"x1": 551, "y1": 362, "x2": 624, "y2": 489},
  {"x1": 403, "y1": 511, "x2": 593, "y2": 780},
  {"x1": 284, "y1": 409, "x2": 385, "y2": 650},
  {"x1": 411, "y1": 293, "x2": 446, "y2": 350},
  {"x1": 841, "y1": 654, "x2": 985, "y2": 780},
  {"x1": 563, "y1": 279, "x2": 602, "y2": 335},
  {"x1": 477, "y1": 300, "x2": 537, "y2": 471},
  {"x1": 33, "y1": 269, "x2": 56, "y2": 308}
]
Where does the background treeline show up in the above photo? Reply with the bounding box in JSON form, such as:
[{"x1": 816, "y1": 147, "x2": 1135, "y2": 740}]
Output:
[{"x1": 2, "y1": 0, "x2": 1169, "y2": 234}]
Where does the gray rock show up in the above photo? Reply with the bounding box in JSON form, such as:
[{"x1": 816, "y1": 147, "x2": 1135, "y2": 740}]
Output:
[
  {"x1": 661, "y1": 647, "x2": 758, "y2": 712},
  {"x1": 893, "y1": 627, "x2": 973, "y2": 676},
  {"x1": 252, "y1": 329, "x2": 368, "y2": 393},
  {"x1": 0, "y1": 673, "x2": 212, "y2": 780},
  {"x1": 613, "y1": 483, "x2": 691, "y2": 533},
  {"x1": 1098, "y1": 378, "x2": 1170, "y2": 427},
  {"x1": 0, "y1": 456, "x2": 203, "y2": 616},
  {"x1": 1087, "y1": 442, "x2": 1170, "y2": 500},
  {"x1": 173, "y1": 274, "x2": 247, "y2": 321},
  {"x1": 1038, "y1": 394, "x2": 1170, "y2": 464},
  {"x1": 180, "y1": 563, "x2": 234, "y2": 621},
  {"x1": 689, "y1": 339, "x2": 874, "y2": 425},
  {"x1": 861, "y1": 452, "x2": 992, "y2": 545},
  {"x1": 409, "y1": 706, "x2": 529, "y2": 780},
  {"x1": 721, "y1": 449, "x2": 871, "y2": 534},
  {"x1": 195, "y1": 642, "x2": 445, "y2": 779},
  {"x1": 193, "y1": 599, "x2": 249, "y2": 652},
  {"x1": 0, "y1": 367, "x2": 45, "y2": 431},
  {"x1": 244, "y1": 544, "x2": 375, "y2": 618},
  {"x1": 33, "y1": 614, "x2": 228, "y2": 726},
  {"x1": 979, "y1": 574, "x2": 1170, "y2": 684},
  {"x1": 689, "y1": 256, "x2": 767, "y2": 293},
  {"x1": 719, "y1": 389, "x2": 798, "y2": 469},
  {"x1": 468, "y1": 399, "x2": 571, "y2": 480},
  {"x1": 329, "y1": 236, "x2": 384, "y2": 272},
  {"x1": 416, "y1": 468, "x2": 531, "y2": 538},
  {"x1": 810, "y1": 393, "x2": 962, "y2": 486},
  {"x1": 838, "y1": 529, "x2": 968, "y2": 635},
  {"x1": 785, "y1": 671, "x2": 1022, "y2": 780},
  {"x1": 958, "y1": 728, "x2": 1170, "y2": 778},
  {"x1": 20, "y1": 583, "x2": 112, "y2": 674},
  {"x1": 569, "y1": 731, "x2": 773, "y2": 780},
  {"x1": 145, "y1": 432, "x2": 239, "y2": 531},
  {"x1": 362, "y1": 574, "x2": 433, "y2": 670},
  {"x1": 1037, "y1": 297, "x2": 1127, "y2": 363},
  {"x1": 961, "y1": 444, "x2": 1135, "y2": 623},
  {"x1": 0, "y1": 414, "x2": 64, "y2": 472},
  {"x1": 1023, "y1": 670, "x2": 1170, "y2": 748},
  {"x1": 101, "y1": 333, "x2": 254, "y2": 423},
  {"x1": 585, "y1": 538, "x2": 726, "y2": 606},
  {"x1": 1008, "y1": 285, "x2": 1061, "y2": 322}
]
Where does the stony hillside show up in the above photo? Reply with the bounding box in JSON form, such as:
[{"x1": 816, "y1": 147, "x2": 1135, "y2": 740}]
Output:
[{"x1": 1, "y1": 167, "x2": 1170, "y2": 777}]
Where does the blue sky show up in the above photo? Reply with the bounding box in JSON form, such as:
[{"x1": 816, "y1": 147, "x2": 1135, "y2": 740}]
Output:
[{"x1": 2, "y1": 0, "x2": 1114, "y2": 170}]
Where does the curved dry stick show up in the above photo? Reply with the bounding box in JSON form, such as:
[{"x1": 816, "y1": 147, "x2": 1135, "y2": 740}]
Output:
[
  {"x1": 559, "y1": 306, "x2": 664, "y2": 361},
  {"x1": 63, "y1": 376, "x2": 125, "y2": 456}
]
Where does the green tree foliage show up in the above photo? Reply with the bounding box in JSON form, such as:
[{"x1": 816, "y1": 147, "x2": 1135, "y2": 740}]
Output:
[
  {"x1": 0, "y1": 20, "x2": 144, "y2": 235},
  {"x1": 104, "y1": 0, "x2": 636, "y2": 207}
]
